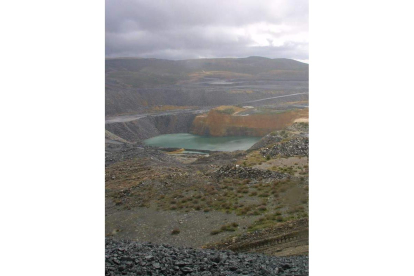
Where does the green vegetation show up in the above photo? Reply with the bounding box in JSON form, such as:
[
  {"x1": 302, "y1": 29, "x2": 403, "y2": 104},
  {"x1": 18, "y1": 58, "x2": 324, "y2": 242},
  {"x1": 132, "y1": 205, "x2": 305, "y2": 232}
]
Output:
[
  {"x1": 106, "y1": 143, "x2": 309, "y2": 237},
  {"x1": 153, "y1": 177, "x2": 294, "y2": 216},
  {"x1": 106, "y1": 71, "x2": 187, "y2": 88},
  {"x1": 276, "y1": 166, "x2": 295, "y2": 175},
  {"x1": 248, "y1": 213, "x2": 286, "y2": 232},
  {"x1": 216, "y1": 107, "x2": 237, "y2": 115},
  {"x1": 211, "y1": 222, "x2": 239, "y2": 235},
  {"x1": 247, "y1": 206, "x2": 308, "y2": 232}
]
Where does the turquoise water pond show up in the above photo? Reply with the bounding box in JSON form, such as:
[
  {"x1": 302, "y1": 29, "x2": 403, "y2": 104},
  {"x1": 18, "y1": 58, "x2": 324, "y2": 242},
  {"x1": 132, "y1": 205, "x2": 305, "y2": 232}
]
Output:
[{"x1": 143, "y1": 133, "x2": 261, "y2": 152}]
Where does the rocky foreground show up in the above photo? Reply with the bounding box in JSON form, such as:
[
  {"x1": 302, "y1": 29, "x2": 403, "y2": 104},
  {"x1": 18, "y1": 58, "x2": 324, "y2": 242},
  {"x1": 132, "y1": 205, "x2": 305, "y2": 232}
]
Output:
[{"x1": 106, "y1": 239, "x2": 308, "y2": 276}]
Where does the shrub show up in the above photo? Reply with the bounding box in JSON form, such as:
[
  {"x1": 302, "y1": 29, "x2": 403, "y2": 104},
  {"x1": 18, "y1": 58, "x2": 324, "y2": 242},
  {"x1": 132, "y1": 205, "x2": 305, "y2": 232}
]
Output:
[
  {"x1": 221, "y1": 203, "x2": 229, "y2": 209},
  {"x1": 248, "y1": 210, "x2": 260, "y2": 216},
  {"x1": 210, "y1": 230, "x2": 221, "y2": 235},
  {"x1": 220, "y1": 223, "x2": 237, "y2": 232}
]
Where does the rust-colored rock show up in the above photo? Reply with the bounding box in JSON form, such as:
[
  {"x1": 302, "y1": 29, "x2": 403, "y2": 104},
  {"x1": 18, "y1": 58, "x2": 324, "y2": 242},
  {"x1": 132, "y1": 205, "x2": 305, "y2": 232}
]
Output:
[{"x1": 191, "y1": 107, "x2": 308, "y2": 137}]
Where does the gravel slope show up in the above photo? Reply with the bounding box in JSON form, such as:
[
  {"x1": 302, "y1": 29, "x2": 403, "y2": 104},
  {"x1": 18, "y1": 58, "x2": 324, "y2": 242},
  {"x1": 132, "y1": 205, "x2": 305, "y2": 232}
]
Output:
[{"x1": 106, "y1": 239, "x2": 308, "y2": 276}]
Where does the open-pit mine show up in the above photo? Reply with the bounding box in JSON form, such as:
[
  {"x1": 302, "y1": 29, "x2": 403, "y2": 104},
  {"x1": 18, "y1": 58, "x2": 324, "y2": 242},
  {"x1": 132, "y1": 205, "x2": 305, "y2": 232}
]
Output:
[{"x1": 105, "y1": 57, "x2": 309, "y2": 275}]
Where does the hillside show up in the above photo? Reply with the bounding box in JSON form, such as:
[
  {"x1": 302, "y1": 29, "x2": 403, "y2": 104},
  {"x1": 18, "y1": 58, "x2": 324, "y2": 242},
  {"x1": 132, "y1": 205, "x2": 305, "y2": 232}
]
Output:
[
  {"x1": 105, "y1": 56, "x2": 309, "y2": 262},
  {"x1": 106, "y1": 123, "x2": 309, "y2": 257},
  {"x1": 105, "y1": 57, "x2": 308, "y2": 116},
  {"x1": 106, "y1": 57, "x2": 308, "y2": 85}
]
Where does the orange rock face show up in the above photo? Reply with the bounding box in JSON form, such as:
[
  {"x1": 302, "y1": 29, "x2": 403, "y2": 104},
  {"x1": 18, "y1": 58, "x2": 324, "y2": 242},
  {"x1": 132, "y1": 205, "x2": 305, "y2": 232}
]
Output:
[{"x1": 191, "y1": 108, "x2": 309, "y2": 137}]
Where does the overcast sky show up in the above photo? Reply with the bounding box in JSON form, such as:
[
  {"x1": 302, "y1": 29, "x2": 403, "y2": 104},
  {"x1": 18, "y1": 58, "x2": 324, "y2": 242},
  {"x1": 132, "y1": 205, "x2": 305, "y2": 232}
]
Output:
[{"x1": 106, "y1": 0, "x2": 308, "y2": 62}]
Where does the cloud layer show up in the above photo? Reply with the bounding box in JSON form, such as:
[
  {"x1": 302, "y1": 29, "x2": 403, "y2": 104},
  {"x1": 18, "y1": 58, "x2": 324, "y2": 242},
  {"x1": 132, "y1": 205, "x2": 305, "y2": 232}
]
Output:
[{"x1": 106, "y1": 0, "x2": 308, "y2": 61}]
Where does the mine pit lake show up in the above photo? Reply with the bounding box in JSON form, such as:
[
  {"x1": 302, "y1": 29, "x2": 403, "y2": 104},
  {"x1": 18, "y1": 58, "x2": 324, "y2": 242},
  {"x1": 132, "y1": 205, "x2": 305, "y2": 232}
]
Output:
[{"x1": 143, "y1": 133, "x2": 261, "y2": 152}]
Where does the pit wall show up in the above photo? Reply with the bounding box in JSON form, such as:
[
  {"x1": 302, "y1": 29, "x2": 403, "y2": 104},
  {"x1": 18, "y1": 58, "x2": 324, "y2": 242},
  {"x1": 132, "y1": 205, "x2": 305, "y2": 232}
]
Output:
[
  {"x1": 105, "y1": 113, "x2": 197, "y2": 142},
  {"x1": 191, "y1": 108, "x2": 309, "y2": 137}
]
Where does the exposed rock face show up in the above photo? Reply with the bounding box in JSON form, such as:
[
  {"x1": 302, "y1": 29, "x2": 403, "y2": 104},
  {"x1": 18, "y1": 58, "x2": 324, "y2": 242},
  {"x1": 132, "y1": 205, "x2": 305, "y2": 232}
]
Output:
[
  {"x1": 191, "y1": 108, "x2": 308, "y2": 137},
  {"x1": 105, "y1": 239, "x2": 309, "y2": 276},
  {"x1": 106, "y1": 113, "x2": 197, "y2": 142}
]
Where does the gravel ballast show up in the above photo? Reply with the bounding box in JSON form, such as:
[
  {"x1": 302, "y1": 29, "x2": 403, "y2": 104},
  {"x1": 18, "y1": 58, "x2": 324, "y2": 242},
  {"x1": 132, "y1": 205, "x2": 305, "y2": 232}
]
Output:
[{"x1": 106, "y1": 239, "x2": 308, "y2": 276}]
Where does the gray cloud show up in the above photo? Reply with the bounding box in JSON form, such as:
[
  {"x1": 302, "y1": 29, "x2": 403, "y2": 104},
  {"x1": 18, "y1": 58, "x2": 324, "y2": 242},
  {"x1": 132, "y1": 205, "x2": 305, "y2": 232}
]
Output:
[{"x1": 106, "y1": 0, "x2": 308, "y2": 61}]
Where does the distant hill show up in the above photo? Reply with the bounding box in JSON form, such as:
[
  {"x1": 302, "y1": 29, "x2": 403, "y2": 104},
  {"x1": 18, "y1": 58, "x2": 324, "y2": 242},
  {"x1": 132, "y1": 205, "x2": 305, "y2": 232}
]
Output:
[
  {"x1": 105, "y1": 57, "x2": 308, "y2": 116},
  {"x1": 106, "y1": 57, "x2": 308, "y2": 88}
]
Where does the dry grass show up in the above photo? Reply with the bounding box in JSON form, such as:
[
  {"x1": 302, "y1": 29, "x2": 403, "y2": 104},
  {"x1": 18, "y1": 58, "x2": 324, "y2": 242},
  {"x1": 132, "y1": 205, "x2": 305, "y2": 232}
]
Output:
[{"x1": 210, "y1": 222, "x2": 239, "y2": 235}]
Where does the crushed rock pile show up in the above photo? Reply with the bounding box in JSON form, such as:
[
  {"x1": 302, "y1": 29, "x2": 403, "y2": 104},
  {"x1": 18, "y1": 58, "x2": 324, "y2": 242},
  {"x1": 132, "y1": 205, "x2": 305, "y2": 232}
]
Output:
[
  {"x1": 106, "y1": 239, "x2": 308, "y2": 276},
  {"x1": 287, "y1": 122, "x2": 309, "y2": 134},
  {"x1": 260, "y1": 137, "x2": 309, "y2": 158},
  {"x1": 215, "y1": 165, "x2": 288, "y2": 180},
  {"x1": 248, "y1": 134, "x2": 283, "y2": 151},
  {"x1": 105, "y1": 143, "x2": 177, "y2": 167}
]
